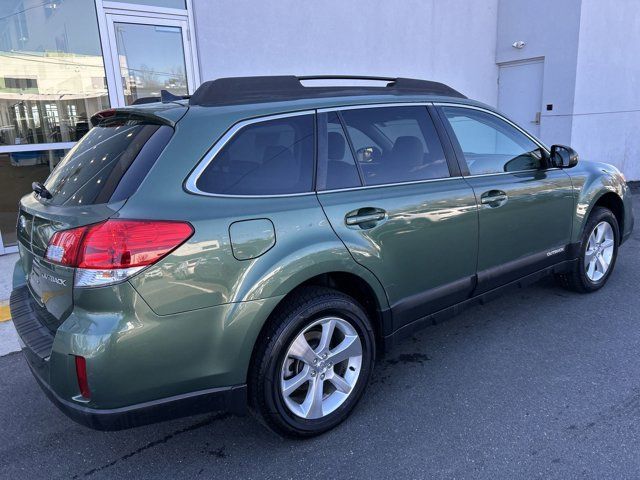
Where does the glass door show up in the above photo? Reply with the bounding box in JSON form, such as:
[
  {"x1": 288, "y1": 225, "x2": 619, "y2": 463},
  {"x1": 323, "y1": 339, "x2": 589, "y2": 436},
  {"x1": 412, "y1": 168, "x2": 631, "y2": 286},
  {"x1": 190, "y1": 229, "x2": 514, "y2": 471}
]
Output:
[{"x1": 104, "y1": 14, "x2": 196, "y2": 106}]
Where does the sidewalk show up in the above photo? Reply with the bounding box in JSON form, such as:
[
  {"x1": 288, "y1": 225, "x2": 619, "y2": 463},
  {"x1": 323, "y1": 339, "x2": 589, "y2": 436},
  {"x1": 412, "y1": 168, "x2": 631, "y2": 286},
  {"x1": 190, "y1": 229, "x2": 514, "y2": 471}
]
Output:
[{"x1": 1, "y1": 252, "x2": 20, "y2": 356}]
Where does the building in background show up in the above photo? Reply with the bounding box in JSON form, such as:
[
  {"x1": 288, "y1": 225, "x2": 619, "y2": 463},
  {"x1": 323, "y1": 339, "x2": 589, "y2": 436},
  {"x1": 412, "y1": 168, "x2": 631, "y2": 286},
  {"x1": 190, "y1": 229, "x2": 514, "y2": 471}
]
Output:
[{"x1": 0, "y1": 0, "x2": 638, "y2": 254}]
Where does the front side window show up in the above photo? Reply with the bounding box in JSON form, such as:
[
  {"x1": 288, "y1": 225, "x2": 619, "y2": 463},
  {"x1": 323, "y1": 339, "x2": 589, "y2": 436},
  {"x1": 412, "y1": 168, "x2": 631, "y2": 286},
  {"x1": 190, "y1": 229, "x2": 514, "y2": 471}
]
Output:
[
  {"x1": 196, "y1": 114, "x2": 315, "y2": 195},
  {"x1": 442, "y1": 107, "x2": 544, "y2": 175},
  {"x1": 340, "y1": 106, "x2": 449, "y2": 186}
]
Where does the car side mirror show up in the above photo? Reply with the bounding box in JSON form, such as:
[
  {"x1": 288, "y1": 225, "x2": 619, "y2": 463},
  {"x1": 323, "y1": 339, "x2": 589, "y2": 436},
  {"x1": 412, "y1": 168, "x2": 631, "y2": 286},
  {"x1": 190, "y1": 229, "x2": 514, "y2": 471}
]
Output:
[{"x1": 550, "y1": 145, "x2": 579, "y2": 168}]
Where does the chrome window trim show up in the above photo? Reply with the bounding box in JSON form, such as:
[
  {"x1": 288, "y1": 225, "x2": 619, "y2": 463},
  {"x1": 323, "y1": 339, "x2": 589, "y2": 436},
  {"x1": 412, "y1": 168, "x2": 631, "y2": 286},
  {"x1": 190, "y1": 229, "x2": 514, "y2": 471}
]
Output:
[
  {"x1": 317, "y1": 175, "x2": 465, "y2": 195},
  {"x1": 317, "y1": 102, "x2": 432, "y2": 113},
  {"x1": 184, "y1": 110, "x2": 317, "y2": 198},
  {"x1": 185, "y1": 101, "x2": 558, "y2": 199}
]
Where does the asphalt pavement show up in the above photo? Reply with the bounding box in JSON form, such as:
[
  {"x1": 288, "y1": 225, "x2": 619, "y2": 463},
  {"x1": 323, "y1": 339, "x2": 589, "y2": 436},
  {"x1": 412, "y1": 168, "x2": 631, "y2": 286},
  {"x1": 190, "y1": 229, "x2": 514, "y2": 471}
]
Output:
[{"x1": 0, "y1": 194, "x2": 638, "y2": 479}]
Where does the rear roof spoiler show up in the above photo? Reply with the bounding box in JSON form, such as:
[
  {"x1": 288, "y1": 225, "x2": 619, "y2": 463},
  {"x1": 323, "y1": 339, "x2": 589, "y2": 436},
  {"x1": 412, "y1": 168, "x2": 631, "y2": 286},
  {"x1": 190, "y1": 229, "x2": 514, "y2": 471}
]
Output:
[{"x1": 90, "y1": 107, "x2": 181, "y2": 127}]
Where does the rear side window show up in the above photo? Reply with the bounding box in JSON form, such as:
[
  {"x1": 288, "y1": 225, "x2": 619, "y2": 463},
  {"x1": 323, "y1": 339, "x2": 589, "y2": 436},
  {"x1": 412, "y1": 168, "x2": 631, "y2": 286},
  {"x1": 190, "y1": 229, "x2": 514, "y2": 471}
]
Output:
[
  {"x1": 340, "y1": 106, "x2": 449, "y2": 186},
  {"x1": 196, "y1": 114, "x2": 315, "y2": 195},
  {"x1": 44, "y1": 118, "x2": 173, "y2": 206}
]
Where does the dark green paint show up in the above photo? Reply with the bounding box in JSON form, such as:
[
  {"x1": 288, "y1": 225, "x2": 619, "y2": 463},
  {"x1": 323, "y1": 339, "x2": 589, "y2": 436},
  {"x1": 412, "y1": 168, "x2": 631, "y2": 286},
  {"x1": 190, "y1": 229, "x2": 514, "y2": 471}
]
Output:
[{"x1": 12, "y1": 92, "x2": 634, "y2": 413}]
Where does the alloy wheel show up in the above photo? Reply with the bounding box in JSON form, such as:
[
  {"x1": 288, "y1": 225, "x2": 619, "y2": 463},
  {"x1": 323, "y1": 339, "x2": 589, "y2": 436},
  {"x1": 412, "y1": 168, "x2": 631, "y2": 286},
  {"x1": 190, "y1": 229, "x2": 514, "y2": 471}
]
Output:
[
  {"x1": 280, "y1": 316, "x2": 363, "y2": 420},
  {"x1": 585, "y1": 221, "x2": 615, "y2": 282}
]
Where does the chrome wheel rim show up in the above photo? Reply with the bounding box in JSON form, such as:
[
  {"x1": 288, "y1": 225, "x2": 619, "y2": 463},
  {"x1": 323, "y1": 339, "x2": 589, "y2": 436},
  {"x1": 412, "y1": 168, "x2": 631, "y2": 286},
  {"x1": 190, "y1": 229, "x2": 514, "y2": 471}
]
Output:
[
  {"x1": 280, "y1": 317, "x2": 363, "y2": 420},
  {"x1": 585, "y1": 221, "x2": 615, "y2": 282}
]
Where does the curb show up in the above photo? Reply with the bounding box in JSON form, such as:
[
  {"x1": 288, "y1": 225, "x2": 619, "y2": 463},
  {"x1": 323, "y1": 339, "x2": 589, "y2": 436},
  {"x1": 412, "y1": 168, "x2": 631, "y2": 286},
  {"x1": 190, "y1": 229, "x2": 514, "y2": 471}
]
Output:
[
  {"x1": 0, "y1": 299, "x2": 20, "y2": 357},
  {"x1": 0, "y1": 300, "x2": 10, "y2": 323}
]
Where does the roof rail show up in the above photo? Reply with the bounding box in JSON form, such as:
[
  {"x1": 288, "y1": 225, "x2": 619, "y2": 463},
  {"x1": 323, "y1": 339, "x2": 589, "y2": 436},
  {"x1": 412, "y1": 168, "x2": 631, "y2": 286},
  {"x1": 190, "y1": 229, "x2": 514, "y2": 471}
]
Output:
[{"x1": 189, "y1": 75, "x2": 466, "y2": 107}]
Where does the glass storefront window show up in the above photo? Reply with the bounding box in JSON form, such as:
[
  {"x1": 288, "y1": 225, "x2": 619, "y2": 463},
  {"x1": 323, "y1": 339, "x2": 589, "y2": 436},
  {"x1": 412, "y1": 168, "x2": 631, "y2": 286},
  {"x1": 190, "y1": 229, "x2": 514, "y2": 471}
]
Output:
[
  {"x1": 0, "y1": 149, "x2": 66, "y2": 246},
  {"x1": 0, "y1": 0, "x2": 110, "y2": 247},
  {"x1": 0, "y1": 0, "x2": 110, "y2": 147}
]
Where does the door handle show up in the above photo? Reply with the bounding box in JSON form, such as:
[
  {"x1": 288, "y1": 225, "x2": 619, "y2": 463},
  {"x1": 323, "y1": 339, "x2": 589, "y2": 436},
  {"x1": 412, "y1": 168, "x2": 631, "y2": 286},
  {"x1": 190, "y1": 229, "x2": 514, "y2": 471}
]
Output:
[
  {"x1": 345, "y1": 208, "x2": 387, "y2": 228},
  {"x1": 480, "y1": 190, "x2": 508, "y2": 207}
]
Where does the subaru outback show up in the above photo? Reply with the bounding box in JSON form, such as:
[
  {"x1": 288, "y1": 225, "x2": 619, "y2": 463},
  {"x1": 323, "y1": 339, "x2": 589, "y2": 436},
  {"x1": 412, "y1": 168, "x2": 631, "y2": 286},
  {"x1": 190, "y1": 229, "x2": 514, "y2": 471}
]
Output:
[{"x1": 11, "y1": 76, "x2": 634, "y2": 437}]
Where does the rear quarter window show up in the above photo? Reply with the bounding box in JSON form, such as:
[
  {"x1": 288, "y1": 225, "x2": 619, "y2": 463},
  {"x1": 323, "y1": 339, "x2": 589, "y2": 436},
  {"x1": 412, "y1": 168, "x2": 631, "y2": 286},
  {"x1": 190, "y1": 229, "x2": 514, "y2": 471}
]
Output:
[{"x1": 195, "y1": 114, "x2": 315, "y2": 195}]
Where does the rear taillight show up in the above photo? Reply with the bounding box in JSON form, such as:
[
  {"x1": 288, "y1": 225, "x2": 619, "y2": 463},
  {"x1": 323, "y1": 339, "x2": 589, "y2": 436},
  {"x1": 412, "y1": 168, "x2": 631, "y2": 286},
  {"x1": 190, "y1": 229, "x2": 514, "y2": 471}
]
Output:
[
  {"x1": 45, "y1": 219, "x2": 193, "y2": 287},
  {"x1": 75, "y1": 356, "x2": 90, "y2": 399}
]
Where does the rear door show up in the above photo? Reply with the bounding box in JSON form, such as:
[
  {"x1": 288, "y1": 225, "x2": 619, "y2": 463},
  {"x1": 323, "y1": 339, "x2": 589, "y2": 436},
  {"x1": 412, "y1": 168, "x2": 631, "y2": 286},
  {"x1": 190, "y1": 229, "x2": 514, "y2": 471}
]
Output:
[
  {"x1": 17, "y1": 112, "x2": 175, "y2": 329},
  {"x1": 437, "y1": 104, "x2": 574, "y2": 293},
  {"x1": 316, "y1": 105, "x2": 478, "y2": 330}
]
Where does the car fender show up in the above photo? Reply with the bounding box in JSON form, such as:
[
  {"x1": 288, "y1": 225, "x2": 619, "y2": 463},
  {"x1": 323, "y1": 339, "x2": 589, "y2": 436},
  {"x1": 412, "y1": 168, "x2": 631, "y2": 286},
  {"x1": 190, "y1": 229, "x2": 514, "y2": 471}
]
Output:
[{"x1": 568, "y1": 161, "x2": 630, "y2": 244}]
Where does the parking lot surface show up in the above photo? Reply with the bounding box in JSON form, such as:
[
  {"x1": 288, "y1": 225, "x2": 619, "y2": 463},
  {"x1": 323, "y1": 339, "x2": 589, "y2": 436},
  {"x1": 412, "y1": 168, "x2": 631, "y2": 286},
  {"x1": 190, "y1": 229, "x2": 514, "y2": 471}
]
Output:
[{"x1": 0, "y1": 194, "x2": 638, "y2": 479}]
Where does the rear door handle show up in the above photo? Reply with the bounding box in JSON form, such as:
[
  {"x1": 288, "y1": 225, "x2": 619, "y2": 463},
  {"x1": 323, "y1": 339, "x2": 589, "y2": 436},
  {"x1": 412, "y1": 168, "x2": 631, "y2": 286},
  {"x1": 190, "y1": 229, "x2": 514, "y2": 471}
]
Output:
[
  {"x1": 345, "y1": 208, "x2": 387, "y2": 228},
  {"x1": 480, "y1": 190, "x2": 508, "y2": 207}
]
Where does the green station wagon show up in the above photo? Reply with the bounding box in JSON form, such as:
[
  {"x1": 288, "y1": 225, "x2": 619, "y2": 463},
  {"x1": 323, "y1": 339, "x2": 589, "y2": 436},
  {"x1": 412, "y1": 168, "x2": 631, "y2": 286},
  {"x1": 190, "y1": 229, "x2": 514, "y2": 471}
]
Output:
[{"x1": 11, "y1": 76, "x2": 634, "y2": 437}]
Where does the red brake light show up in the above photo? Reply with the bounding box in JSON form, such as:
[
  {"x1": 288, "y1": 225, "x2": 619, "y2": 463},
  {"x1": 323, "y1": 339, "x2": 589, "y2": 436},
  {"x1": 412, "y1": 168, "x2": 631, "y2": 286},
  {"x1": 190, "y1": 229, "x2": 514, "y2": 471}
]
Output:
[
  {"x1": 75, "y1": 355, "x2": 90, "y2": 399},
  {"x1": 78, "y1": 220, "x2": 193, "y2": 269},
  {"x1": 46, "y1": 220, "x2": 193, "y2": 269}
]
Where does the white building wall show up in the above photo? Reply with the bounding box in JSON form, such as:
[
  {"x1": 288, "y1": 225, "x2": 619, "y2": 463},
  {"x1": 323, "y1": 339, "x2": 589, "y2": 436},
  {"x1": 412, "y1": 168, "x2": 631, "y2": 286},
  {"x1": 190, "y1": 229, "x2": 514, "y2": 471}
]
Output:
[
  {"x1": 191, "y1": 0, "x2": 499, "y2": 105},
  {"x1": 571, "y1": 0, "x2": 640, "y2": 180},
  {"x1": 496, "y1": 0, "x2": 583, "y2": 146}
]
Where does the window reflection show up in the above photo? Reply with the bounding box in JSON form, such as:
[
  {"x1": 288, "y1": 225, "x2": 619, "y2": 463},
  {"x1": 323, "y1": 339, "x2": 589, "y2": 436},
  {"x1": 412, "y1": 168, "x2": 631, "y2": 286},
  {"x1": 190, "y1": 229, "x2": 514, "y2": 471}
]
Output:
[
  {"x1": 0, "y1": 149, "x2": 66, "y2": 246},
  {"x1": 0, "y1": 0, "x2": 110, "y2": 147},
  {"x1": 114, "y1": 23, "x2": 188, "y2": 105}
]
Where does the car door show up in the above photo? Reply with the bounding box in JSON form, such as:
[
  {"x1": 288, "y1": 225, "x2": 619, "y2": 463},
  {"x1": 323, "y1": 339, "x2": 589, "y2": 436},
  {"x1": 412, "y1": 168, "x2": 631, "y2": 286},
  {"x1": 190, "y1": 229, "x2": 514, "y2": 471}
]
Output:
[
  {"x1": 316, "y1": 105, "x2": 478, "y2": 331},
  {"x1": 437, "y1": 104, "x2": 575, "y2": 293}
]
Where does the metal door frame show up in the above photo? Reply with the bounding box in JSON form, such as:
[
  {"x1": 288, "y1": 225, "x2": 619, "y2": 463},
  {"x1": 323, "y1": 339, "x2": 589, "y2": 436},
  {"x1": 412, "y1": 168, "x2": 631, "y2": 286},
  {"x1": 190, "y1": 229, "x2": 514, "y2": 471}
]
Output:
[{"x1": 97, "y1": 1, "x2": 200, "y2": 108}]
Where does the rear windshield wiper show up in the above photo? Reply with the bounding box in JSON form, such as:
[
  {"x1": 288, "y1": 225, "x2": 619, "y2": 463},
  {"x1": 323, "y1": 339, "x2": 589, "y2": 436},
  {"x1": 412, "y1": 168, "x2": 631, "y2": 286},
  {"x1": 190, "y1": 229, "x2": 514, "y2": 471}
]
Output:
[{"x1": 32, "y1": 182, "x2": 53, "y2": 199}]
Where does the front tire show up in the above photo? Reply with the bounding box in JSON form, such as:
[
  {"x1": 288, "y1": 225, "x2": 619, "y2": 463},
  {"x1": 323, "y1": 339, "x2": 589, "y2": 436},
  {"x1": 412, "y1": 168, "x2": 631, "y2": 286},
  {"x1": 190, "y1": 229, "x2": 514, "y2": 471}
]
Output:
[
  {"x1": 557, "y1": 206, "x2": 619, "y2": 293},
  {"x1": 248, "y1": 287, "x2": 376, "y2": 438}
]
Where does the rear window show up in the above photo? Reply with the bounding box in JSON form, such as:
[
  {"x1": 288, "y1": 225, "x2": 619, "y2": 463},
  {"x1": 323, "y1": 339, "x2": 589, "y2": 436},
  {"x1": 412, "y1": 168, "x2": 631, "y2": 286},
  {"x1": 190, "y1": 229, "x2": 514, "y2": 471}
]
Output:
[
  {"x1": 43, "y1": 118, "x2": 173, "y2": 206},
  {"x1": 195, "y1": 114, "x2": 315, "y2": 195}
]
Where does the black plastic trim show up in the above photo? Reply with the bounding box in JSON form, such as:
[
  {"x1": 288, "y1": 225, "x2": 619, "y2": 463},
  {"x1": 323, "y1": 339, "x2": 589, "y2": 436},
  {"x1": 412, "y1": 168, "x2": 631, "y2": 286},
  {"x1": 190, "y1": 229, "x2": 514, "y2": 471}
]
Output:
[
  {"x1": 433, "y1": 105, "x2": 471, "y2": 176},
  {"x1": 475, "y1": 245, "x2": 572, "y2": 295},
  {"x1": 28, "y1": 361, "x2": 247, "y2": 431},
  {"x1": 428, "y1": 104, "x2": 462, "y2": 178},
  {"x1": 384, "y1": 259, "x2": 578, "y2": 350},
  {"x1": 10, "y1": 286, "x2": 54, "y2": 359},
  {"x1": 391, "y1": 276, "x2": 475, "y2": 331}
]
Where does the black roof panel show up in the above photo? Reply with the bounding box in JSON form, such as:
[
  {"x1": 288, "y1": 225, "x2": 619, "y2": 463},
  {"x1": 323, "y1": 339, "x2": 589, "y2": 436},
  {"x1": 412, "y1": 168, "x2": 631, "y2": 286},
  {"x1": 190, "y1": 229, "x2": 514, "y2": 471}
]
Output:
[{"x1": 189, "y1": 75, "x2": 466, "y2": 107}]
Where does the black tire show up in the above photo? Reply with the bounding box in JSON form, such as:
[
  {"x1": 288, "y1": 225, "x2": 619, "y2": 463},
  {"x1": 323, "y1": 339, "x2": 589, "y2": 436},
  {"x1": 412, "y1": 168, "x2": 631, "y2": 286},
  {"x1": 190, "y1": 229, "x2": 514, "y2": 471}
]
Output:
[
  {"x1": 557, "y1": 206, "x2": 619, "y2": 293},
  {"x1": 248, "y1": 286, "x2": 376, "y2": 438}
]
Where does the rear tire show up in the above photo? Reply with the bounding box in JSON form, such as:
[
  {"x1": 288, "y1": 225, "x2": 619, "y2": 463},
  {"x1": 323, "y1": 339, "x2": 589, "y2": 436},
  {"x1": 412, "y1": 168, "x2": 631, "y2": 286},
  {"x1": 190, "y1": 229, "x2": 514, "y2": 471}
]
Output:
[
  {"x1": 557, "y1": 206, "x2": 619, "y2": 293},
  {"x1": 248, "y1": 286, "x2": 376, "y2": 438}
]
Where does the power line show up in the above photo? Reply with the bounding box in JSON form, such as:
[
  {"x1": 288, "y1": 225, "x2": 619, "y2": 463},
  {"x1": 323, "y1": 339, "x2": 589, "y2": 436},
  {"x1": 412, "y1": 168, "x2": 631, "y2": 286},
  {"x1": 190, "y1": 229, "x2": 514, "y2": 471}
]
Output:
[
  {"x1": 0, "y1": 0, "x2": 55, "y2": 22},
  {"x1": 0, "y1": 52, "x2": 184, "y2": 77},
  {"x1": 543, "y1": 109, "x2": 640, "y2": 118}
]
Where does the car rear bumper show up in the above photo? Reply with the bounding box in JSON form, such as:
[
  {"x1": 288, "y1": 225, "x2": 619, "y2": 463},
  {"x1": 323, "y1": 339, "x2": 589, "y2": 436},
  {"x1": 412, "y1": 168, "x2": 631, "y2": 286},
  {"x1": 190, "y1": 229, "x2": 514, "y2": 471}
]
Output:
[
  {"x1": 28, "y1": 359, "x2": 246, "y2": 430},
  {"x1": 11, "y1": 284, "x2": 249, "y2": 430}
]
